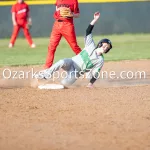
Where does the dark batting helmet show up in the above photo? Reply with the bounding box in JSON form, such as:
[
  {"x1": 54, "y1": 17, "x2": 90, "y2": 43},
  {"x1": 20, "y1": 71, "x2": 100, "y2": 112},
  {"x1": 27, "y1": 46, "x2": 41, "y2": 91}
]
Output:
[{"x1": 96, "y1": 38, "x2": 112, "y2": 53}]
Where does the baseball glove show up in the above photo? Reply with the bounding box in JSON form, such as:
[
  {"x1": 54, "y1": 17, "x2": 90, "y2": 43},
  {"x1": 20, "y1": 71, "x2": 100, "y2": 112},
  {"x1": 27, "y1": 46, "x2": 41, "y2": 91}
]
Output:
[{"x1": 60, "y1": 7, "x2": 73, "y2": 18}]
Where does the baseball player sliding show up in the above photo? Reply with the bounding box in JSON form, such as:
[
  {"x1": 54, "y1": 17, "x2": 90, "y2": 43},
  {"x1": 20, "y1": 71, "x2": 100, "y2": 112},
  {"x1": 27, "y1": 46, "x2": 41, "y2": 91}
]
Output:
[
  {"x1": 44, "y1": 0, "x2": 81, "y2": 69},
  {"x1": 36, "y1": 12, "x2": 112, "y2": 88},
  {"x1": 9, "y1": 0, "x2": 35, "y2": 48}
]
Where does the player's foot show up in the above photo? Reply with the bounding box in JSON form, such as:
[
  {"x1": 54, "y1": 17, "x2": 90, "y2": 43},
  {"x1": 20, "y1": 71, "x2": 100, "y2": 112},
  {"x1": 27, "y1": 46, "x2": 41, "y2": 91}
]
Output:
[
  {"x1": 30, "y1": 43, "x2": 36, "y2": 48},
  {"x1": 35, "y1": 73, "x2": 45, "y2": 80},
  {"x1": 35, "y1": 71, "x2": 52, "y2": 86},
  {"x1": 8, "y1": 43, "x2": 13, "y2": 48},
  {"x1": 35, "y1": 70, "x2": 47, "y2": 80}
]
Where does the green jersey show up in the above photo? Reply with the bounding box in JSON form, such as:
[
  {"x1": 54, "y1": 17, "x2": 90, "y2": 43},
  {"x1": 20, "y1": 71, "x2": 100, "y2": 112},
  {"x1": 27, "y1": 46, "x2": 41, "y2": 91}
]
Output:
[{"x1": 72, "y1": 33, "x2": 104, "y2": 76}]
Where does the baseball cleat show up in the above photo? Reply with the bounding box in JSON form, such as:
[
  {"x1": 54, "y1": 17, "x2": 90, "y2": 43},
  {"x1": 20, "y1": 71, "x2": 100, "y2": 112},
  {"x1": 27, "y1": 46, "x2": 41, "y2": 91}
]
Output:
[
  {"x1": 31, "y1": 43, "x2": 36, "y2": 48},
  {"x1": 35, "y1": 72, "x2": 46, "y2": 80},
  {"x1": 8, "y1": 43, "x2": 13, "y2": 48}
]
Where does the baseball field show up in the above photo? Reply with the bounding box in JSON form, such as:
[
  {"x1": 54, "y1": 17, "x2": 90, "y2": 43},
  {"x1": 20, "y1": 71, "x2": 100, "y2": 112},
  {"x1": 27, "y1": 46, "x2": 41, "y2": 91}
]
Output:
[{"x1": 0, "y1": 34, "x2": 150, "y2": 150}]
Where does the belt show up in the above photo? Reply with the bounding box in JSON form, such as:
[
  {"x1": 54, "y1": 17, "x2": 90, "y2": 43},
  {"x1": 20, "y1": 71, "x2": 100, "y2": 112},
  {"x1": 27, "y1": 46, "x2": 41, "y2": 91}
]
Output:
[{"x1": 57, "y1": 19, "x2": 63, "y2": 22}]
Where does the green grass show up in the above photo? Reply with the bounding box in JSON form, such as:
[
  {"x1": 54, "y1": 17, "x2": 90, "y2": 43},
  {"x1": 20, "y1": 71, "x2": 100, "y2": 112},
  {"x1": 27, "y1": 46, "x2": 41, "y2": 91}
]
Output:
[{"x1": 0, "y1": 34, "x2": 150, "y2": 67}]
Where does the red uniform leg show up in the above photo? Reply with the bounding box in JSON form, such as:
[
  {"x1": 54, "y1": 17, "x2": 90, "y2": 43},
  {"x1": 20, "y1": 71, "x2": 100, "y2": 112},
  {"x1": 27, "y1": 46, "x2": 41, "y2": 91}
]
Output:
[
  {"x1": 22, "y1": 23, "x2": 33, "y2": 46},
  {"x1": 10, "y1": 25, "x2": 20, "y2": 45},
  {"x1": 62, "y1": 21, "x2": 81, "y2": 55},
  {"x1": 45, "y1": 21, "x2": 62, "y2": 69}
]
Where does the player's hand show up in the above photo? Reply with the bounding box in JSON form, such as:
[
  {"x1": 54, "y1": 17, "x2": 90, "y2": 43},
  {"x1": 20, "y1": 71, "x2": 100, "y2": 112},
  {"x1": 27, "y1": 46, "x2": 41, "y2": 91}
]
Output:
[
  {"x1": 13, "y1": 22, "x2": 17, "y2": 26},
  {"x1": 26, "y1": 20, "x2": 32, "y2": 29},
  {"x1": 90, "y1": 11, "x2": 100, "y2": 25},
  {"x1": 94, "y1": 12, "x2": 100, "y2": 21},
  {"x1": 86, "y1": 83, "x2": 94, "y2": 88},
  {"x1": 28, "y1": 18, "x2": 32, "y2": 25},
  {"x1": 26, "y1": 23, "x2": 32, "y2": 29}
]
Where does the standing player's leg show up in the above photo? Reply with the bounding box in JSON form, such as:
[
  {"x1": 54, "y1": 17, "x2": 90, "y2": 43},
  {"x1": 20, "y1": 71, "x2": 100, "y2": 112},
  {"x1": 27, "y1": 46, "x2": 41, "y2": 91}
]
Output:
[
  {"x1": 62, "y1": 22, "x2": 81, "y2": 55},
  {"x1": 22, "y1": 23, "x2": 35, "y2": 48},
  {"x1": 9, "y1": 25, "x2": 20, "y2": 47},
  {"x1": 45, "y1": 21, "x2": 62, "y2": 69}
]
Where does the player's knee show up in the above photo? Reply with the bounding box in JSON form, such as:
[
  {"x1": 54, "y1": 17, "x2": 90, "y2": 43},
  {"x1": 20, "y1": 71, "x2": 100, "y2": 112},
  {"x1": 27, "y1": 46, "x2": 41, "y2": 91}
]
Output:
[
  {"x1": 48, "y1": 42, "x2": 59, "y2": 51},
  {"x1": 58, "y1": 59, "x2": 65, "y2": 64},
  {"x1": 61, "y1": 78, "x2": 76, "y2": 86},
  {"x1": 57, "y1": 59, "x2": 67, "y2": 68},
  {"x1": 48, "y1": 45, "x2": 57, "y2": 52},
  {"x1": 24, "y1": 31, "x2": 30, "y2": 36},
  {"x1": 61, "y1": 72, "x2": 77, "y2": 86}
]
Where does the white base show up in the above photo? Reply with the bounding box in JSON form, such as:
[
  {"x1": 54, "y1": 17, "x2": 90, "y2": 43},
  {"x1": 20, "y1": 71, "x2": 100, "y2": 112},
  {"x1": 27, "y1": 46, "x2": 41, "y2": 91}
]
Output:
[{"x1": 38, "y1": 84, "x2": 64, "y2": 90}]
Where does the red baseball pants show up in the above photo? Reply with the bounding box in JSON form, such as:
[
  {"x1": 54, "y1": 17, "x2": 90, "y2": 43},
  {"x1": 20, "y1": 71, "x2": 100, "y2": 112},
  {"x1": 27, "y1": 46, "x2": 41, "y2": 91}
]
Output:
[
  {"x1": 45, "y1": 20, "x2": 81, "y2": 68},
  {"x1": 10, "y1": 22, "x2": 33, "y2": 46}
]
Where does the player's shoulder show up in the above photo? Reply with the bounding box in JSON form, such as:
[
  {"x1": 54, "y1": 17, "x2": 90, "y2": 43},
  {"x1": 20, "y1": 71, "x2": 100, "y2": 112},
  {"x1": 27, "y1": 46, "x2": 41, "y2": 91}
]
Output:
[
  {"x1": 72, "y1": 0, "x2": 79, "y2": 3},
  {"x1": 12, "y1": 3, "x2": 18, "y2": 7},
  {"x1": 23, "y1": 2, "x2": 29, "y2": 6},
  {"x1": 58, "y1": 0, "x2": 76, "y2": 4},
  {"x1": 72, "y1": 0, "x2": 79, "y2": 5},
  {"x1": 12, "y1": 3, "x2": 18, "y2": 10}
]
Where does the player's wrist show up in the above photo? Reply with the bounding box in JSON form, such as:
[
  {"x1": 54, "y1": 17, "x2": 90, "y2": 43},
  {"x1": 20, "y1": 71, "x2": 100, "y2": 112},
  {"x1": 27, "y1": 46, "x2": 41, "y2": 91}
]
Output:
[
  {"x1": 93, "y1": 18, "x2": 99, "y2": 22},
  {"x1": 70, "y1": 12, "x2": 74, "y2": 17},
  {"x1": 28, "y1": 17, "x2": 32, "y2": 22},
  {"x1": 13, "y1": 22, "x2": 17, "y2": 26},
  {"x1": 90, "y1": 19, "x2": 97, "y2": 25},
  {"x1": 73, "y1": 13, "x2": 80, "y2": 18}
]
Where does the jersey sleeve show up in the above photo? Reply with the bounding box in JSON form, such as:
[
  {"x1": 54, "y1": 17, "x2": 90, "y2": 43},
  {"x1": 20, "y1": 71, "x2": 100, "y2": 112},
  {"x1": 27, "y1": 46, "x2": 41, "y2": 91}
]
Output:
[
  {"x1": 11, "y1": 5, "x2": 16, "y2": 13},
  {"x1": 55, "y1": 0, "x2": 57, "y2": 6},
  {"x1": 74, "y1": 0, "x2": 80, "y2": 14},
  {"x1": 26, "y1": 4, "x2": 29, "y2": 13},
  {"x1": 84, "y1": 24, "x2": 95, "y2": 48},
  {"x1": 84, "y1": 33, "x2": 95, "y2": 48}
]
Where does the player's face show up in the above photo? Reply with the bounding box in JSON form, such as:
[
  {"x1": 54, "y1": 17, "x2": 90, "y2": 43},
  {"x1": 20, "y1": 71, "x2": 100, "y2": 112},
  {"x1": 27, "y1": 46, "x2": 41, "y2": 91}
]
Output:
[
  {"x1": 18, "y1": 0, "x2": 23, "y2": 3},
  {"x1": 97, "y1": 43, "x2": 111, "y2": 55},
  {"x1": 101, "y1": 43, "x2": 111, "y2": 53}
]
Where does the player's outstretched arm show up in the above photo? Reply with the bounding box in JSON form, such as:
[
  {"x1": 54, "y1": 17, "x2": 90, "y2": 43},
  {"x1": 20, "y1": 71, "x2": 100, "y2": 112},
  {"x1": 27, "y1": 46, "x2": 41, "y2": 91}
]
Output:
[
  {"x1": 84, "y1": 12, "x2": 100, "y2": 47},
  {"x1": 90, "y1": 11, "x2": 100, "y2": 25},
  {"x1": 87, "y1": 61, "x2": 103, "y2": 88},
  {"x1": 86, "y1": 12, "x2": 100, "y2": 36}
]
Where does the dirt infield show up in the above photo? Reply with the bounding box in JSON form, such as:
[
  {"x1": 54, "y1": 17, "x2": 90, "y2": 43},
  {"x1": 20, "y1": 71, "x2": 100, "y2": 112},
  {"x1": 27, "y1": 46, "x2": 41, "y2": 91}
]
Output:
[{"x1": 0, "y1": 60, "x2": 150, "y2": 150}]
